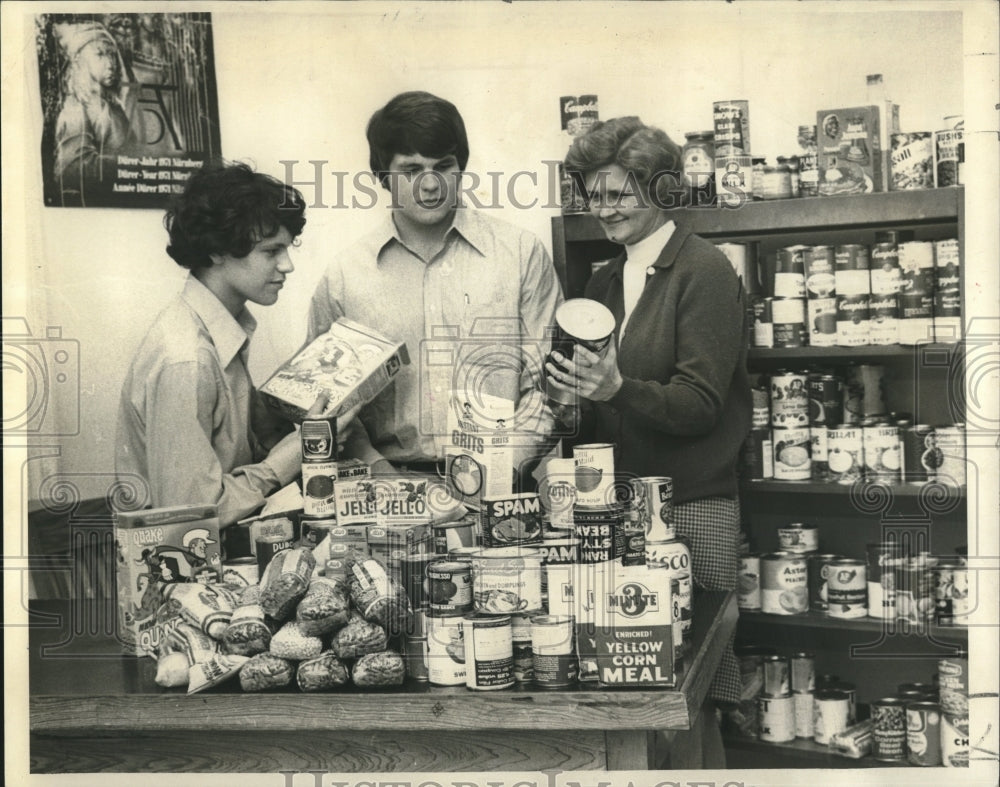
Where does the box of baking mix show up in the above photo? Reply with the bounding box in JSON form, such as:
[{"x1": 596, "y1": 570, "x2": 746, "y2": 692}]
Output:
[{"x1": 816, "y1": 106, "x2": 884, "y2": 195}]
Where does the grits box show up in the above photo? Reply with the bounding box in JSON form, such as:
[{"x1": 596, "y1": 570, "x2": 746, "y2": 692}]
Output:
[
  {"x1": 595, "y1": 565, "x2": 676, "y2": 687},
  {"x1": 114, "y1": 504, "x2": 222, "y2": 657},
  {"x1": 816, "y1": 106, "x2": 884, "y2": 195},
  {"x1": 259, "y1": 318, "x2": 408, "y2": 421},
  {"x1": 444, "y1": 392, "x2": 515, "y2": 507}
]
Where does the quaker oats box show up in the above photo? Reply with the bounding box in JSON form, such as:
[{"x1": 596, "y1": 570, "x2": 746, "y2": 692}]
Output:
[
  {"x1": 443, "y1": 392, "x2": 516, "y2": 507},
  {"x1": 260, "y1": 318, "x2": 409, "y2": 421},
  {"x1": 114, "y1": 504, "x2": 222, "y2": 656},
  {"x1": 816, "y1": 106, "x2": 884, "y2": 195}
]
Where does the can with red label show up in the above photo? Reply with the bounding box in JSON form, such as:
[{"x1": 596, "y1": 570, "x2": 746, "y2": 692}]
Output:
[
  {"x1": 804, "y1": 245, "x2": 836, "y2": 298},
  {"x1": 871, "y1": 697, "x2": 908, "y2": 761},
  {"x1": 806, "y1": 298, "x2": 837, "y2": 347},
  {"x1": 836, "y1": 294, "x2": 870, "y2": 347},
  {"x1": 907, "y1": 701, "x2": 943, "y2": 766},
  {"x1": 758, "y1": 693, "x2": 796, "y2": 743},
  {"x1": 574, "y1": 505, "x2": 626, "y2": 564},
  {"x1": 941, "y1": 713, "x2": 970, "y2": 767},
  {"x1": 808, "y1": 552, "x2": 841, "y2": 612},
  {"x1": 870, "y1": 241, "x2": 903, "y2": 295},
  {"x1": 827, "y1": 559, "x2": 867, "y2": 618},
  {"x1": 761, "y1": 552, "x2": 808, "y2": 614},
  {"x1": 834, "y1": 244, "x2": 870, "y2": 296},
  {"x1": 868, "y1": 291, "x2": 900, "y2": 346}
]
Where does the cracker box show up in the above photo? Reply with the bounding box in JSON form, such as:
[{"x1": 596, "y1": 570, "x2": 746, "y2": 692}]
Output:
[
  {"x1": 114, "y1": 504, "x2": 222, "y2": 656},
  {"x1": 260, "y1": 318, "x2": 408, "y2": 421},
  {"x1": 816, "y1": 106, "x2": 884, "y2": 195},
  {"x1": 443, "y1": 392, "x2": 516, "y2": 507}
]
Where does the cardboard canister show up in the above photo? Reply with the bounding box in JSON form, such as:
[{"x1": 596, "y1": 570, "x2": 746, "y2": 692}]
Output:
[{"x1": 547, "y1": 300, "x2": 616, "y2": 405}]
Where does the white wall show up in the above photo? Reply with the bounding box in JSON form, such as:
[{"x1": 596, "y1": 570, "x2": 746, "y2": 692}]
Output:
[{"x1": 1, "y1": 1, "x2": 987, "y2": 502}]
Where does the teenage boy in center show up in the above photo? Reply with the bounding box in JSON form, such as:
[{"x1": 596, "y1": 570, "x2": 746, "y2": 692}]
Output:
[{"x1": 307, "y1": 91, "x2": 564, "y2": 481}]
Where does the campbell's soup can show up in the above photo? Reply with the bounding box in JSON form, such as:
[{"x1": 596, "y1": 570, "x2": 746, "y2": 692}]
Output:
[
  {"x1": 772, "y1": 426, "x2": 811, "y2": 480},
  {"x1": 871, "y1": 697, "x2": 908, "y2": 761},
  {"x1": 761, "y1": 552, "x2": 808, "y2": 615},
  {"x1": 758, "y1": 693, "x2": 796, "y2": 743},
  {"x1": 907, "y1": 702, "x2": 943, "y2": 766},
  {"x1": 630, "y1": 476, "x2": 674, "y2": 542},
  {"x1": 938, "y1": 653, "x2": 968, "y2": 716},
  {"x1": 804, "y1": 245, "x2": 836, "y2": 298},
  {"x1": 794, "y1": 690, "x2": 815, "y2": 738},
  {"x1": 899, "y1": 291, "x2": 936, "y2": 345},
  {"x1": 868, "y1": 291, "x2": 900, "y2": 345},
  {"x1": 899, "y1": 240, "x2": 935, "y2": 293},
  {"x1": 941, "y1": 713, "x2": 970, "y2": 767},
  {"x1": 837, "y1": 294, "x2": 870, "y2": 347},
  {"x1": 752, "y1": 296, "x2": 774, "y2": 348},
  {"x1": 770, "y1": 371, "x2": 810, "y2": 428},
  {"x1": 933, "y1": 238, "x2": 961, "y2": 341},
  {"x1": 834, "y1": 244, "x2": 870, "y2": 296},
  {"x1": 870, "y1": 242, "x2": 903, "y2": 295},
  {"x1": 738, "y1": 554, "x2": 762, "y2": 611},
  {"x1": 774, "y1": 246, "x2": 807, "y2": 298},
  {"x1": 866, "y1": 541, "x2": 905, "y2": 618},
  {"x1": 827, "y1": 559, "x2": 867, "y2": 618},
  {"x1": 572, "y1": 443, "x2": 616, "y2": 507},
  {"x1": 777, "y1": 523, "x2": 818, "y2": 554},
  {"x1": 808, "y1": 552, "x2": 840, "y2": 612},
  {"x1": 807, "y1": 298, "x2": 837, "y2": 347},
  {"x1": 863, "y1": 423, "x2": 901, "y2": 483},
  {"x1": 813, "y1": 689, "x2": 851, "y2": 745},
  {"x1": 771, "y1": 298, "x2": 807, "y2": 348},
  {"x1": 935, "y1": 425, "x2": 966, "y2": 488}
]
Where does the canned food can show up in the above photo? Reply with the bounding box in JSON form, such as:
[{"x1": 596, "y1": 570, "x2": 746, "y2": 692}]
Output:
[
  {"x1": 713, "y1": 99, "x2": 751, "y2": 156},
  {"x1": 898, "y1": 681, "x2": 936, "y2": 697},
  {"x1": 898, "y1": 292, "x2": 936, "y2": 345},
  {"x1": 844, "y1": 364, "x2": 887, "y2": 422},
  {"x1": 870, "y1": 697, "x2": 908, "y2": 761},
  {"x1": 539, "y1": 457, "x2": 576, "y2": 531},
  {"x1": 645, "y1": 542, "x2": 693, "y2": 641},
  {"x1": 935, "y1": 129, "x2": 963, "y2": 187},
  {"x1": 770, "y1": 371, "x2": 810, "y2": 428},
  {"x1": 772, "y1": 426, "x2": 811, "y2": 480},
  {"x1": 827, "y1": 425, "x2": 864, "y2": 484},
  {"x1": 751, "y1": 386, "x2": 771, "y2": 427},
  {"x1": 794, "y1": 691, "x2": 815, "y2": 738},
  {"x1": 808, "y1": 553, "x2": 841, "y2": 612},
  {"x1": 828, "y1": 680, "x2": 858, "y2": 724},
  {"x1": 934, "y1": 557, "x2": 963, "y2": 625},
  {"x1": 531, "y1": 614, "x2": 577, "y2": 687},
  {"x1": 548, "y1": 301, "x2": 616, "y2": 405},
  {"x1": 901, "y1": 424, "x2": 939, "y2": 483},
  {"x1": 804, "y1": 245, "x2": 836, "y2": 299},
  {"x1": 907, "y1": 702, "x2": 943, "y2": 766},
  {"x1": 427, "y1": 560, "x2": 474, "y2": 616},
  {"x1": 772, "y1": 299, "x2": 807, "y2": 348},
  {"x1": 572, "y1": 443, "x2": 616, "y2": 507},
  {"x1": 933, "y1": 239, "x2": 961, "y2": 342},
  {"x1": 808, "y1": 374, "x2": 845, "y2": 427},
  {"x1": 790, "y1": 652, "x2": 815, "y2": 693},
  {"x1": 462, "y1": 614, "x2": 514, "y2": 690},
  {"x1": 896, "y1": 556, "x2": 936, "y2": 623},
  {"x1": 752, "y1": 296, "x2": 774, "y2": 348},
  {"x1": 247, "y1": 516, "x2": 297, "y2": 557},
  {"x1": 834, "y1": 245, "x2": 871, "y2": 296},
  {"x1": 870, "y1": 242, "x2": 903, "y2": 295},
  {"x1": 470, "y1": 547, "x2": 543, "y2": 614},
  {"x1": 827, "y1": 559, "x2": 867, "y2": 618},
  {"x1": 814, "y1": 689, "x2": 852, "y2": 745},
  {"x1": 433, "y1": 518, "x2": 478, "y2": 554},
  {"x1": 758, "y1": 693, "x2": 796, "y2": 743},
  {"x1": 777, "y1": 523, "x2": 819, "y2": 554},
  {"x1": 743, "y1": 427, "x2": 774, "y2": 480},
  {"x1": 938, "y1": 653, "x2": 968, "y2": 716},
  {"x1": 222, "y1": 557, "x2": 259, "y2": 587},
  {"x1": 403, "y1": 636, "x2": 428, "y2": 682},
  {"x1": 738, "y1": 554, "x2": 762, "y2": 611},
  {"x1": 426, "y1": 615, "x2": 466, "y2": 686},
  {"x1": 510, "y1": 612, "x2": 533, "y2": 683},
  {"x1": 300, "y1": 517, "x2": 337, "y2": 549},
  {"x1": 255, "y1": 534, "x2": 294, "y2": 576},
  {"x1": 762, "y1": 655, "x2": 791, "y2": 695},
  {"x1": 863, "y1": 423, "x2": 901, "y2": 483},
  {"x1": 836, "y1": 294, "x2": 870, "y2": 347},
  {"x1": 866, "y1": 541, "x2": 905, "y2": 619},
  {"x1": 899, "y1": 240, "x2": 936, "y2": 293},
  {"x1": 935, "y1": 425, "x2": 966, "y2": 488},
  {"x1": 891, "y1": 132, "x2": 935, "y2": 191},
  {"x1": 941, "y1": 713, "x2": 970, "y2": 767},
  {"x1": 448, "y1": 546, "x2": 480, "y2": 563},
  {"x1": 806, "y1": 298, "x2": 837, "y2": 347},
  {"x1": 774, "y1": 246, "x2": 807, "y2": 299},
  {"x1": 949, "y1": 565, "x2": 970, "y2": 625},
  {"x1": 574, "y1": 505, "x2": 627, "y2": 563},
  {"x1": 630, "y1": 476, "x2": 675, "y2": 542},
  {"x1": 868, "y1": 292, "x2": 900, "y2": 345},
  {"x1": 673, "y1": 573, "x2": 692, "y2": 649},
  {"x1": 809, "y1": 425, "x2": 829, "y2": 480},
  {"x1": 301, "y1": 462, "x2": 338, "y2": 518},
  {"x1": 761, "y1": 552, "x2": 808, "y2": 614}
]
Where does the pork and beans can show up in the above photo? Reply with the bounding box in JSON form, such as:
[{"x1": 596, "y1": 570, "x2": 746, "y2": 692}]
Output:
[
  {"x1": 738, "y1": 553, "x2": 762, "y2": 611},
  {"x1": 813, "y1": 689, "x2": 851, "y2": 745},
  {"x1": 808, "y1": 552, "x2": 841, "y2": 612},
  {"x1": 827, "y1": 559, "x2": 867, "y2": 618},
  {"x1": 907, "y1": 701, "x2": 943, "y2": 766},
  {"x1": 777, "y1": 523, "x2": 818, "y2": 554},
  {"x1": 462, "y1": 614, "x2": 514, "y2": 691},
  {"x1": 761, "y1": 552, "x2": 808, "y2": 614},
  {"x1": 871, "y1": 697, "x2": 908, "y2": 761},
  {"x1": 574, "y1": 504, "x2": 626, "y2": 563},
  {"x1": 758, "y1": 693, "x2": 796, "y2": 743}
]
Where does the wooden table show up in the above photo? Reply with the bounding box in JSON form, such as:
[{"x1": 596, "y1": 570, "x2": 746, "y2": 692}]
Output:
[{"x1": 28, "y1": 590, "x2": 736, "y2": 773}]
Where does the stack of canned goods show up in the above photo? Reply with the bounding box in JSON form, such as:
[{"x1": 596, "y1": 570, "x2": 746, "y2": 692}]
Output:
[
  {"x1": 744, "y1": 366, "x2": 967, "y2": 488},
  {"x1": 750, "y1": 235, "x2": 961, "y2": 348}
]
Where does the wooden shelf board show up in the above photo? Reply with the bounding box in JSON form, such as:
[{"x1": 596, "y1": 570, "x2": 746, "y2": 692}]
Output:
[
  {"x1": 738, "y1": 609, "x2": 969, "y2": 643},
  {"x1": 740, "y1": 479, "x2": 966, "y2": 500},
  {"x1": 724, "y1": 733, "x2": 913, "y2": 768}
]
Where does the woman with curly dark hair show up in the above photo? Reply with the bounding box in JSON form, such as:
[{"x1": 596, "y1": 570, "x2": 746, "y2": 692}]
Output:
[
  {"x1": 116, "y1": 161, "x2": 327, "y2": 526},
  {"x1": 548, "y1": 117, "x2": 751, "y2": 767}
]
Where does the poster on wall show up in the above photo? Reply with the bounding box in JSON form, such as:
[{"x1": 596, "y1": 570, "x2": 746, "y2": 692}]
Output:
[{"x1": 35, "y1": 12, "x2": 222, "y2": 208}]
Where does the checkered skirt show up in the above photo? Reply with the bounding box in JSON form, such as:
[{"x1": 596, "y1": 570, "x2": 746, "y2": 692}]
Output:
[{"x1": 673, "y1": 496, "x2": 741, "y2": 707}]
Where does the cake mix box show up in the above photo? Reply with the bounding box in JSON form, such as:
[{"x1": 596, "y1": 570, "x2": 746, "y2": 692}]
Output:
[
  {"x1": 260, "y1": 318, "x2": 408, "y2": 421},
  {"x1": 816, "y1": 106, "x2": 884, "y2": 195},
  {"x1": 114, "y1": 504, "x2": 222, "y2": 656}
]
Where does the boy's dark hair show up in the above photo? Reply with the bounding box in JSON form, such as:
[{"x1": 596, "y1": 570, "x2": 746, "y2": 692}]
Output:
[
  {"x1": 366, "y1": 91, "x2": 469, "y2": 187},
  {"x1": 164, "y1": 161, "x2": 306, "y2": 270}
]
